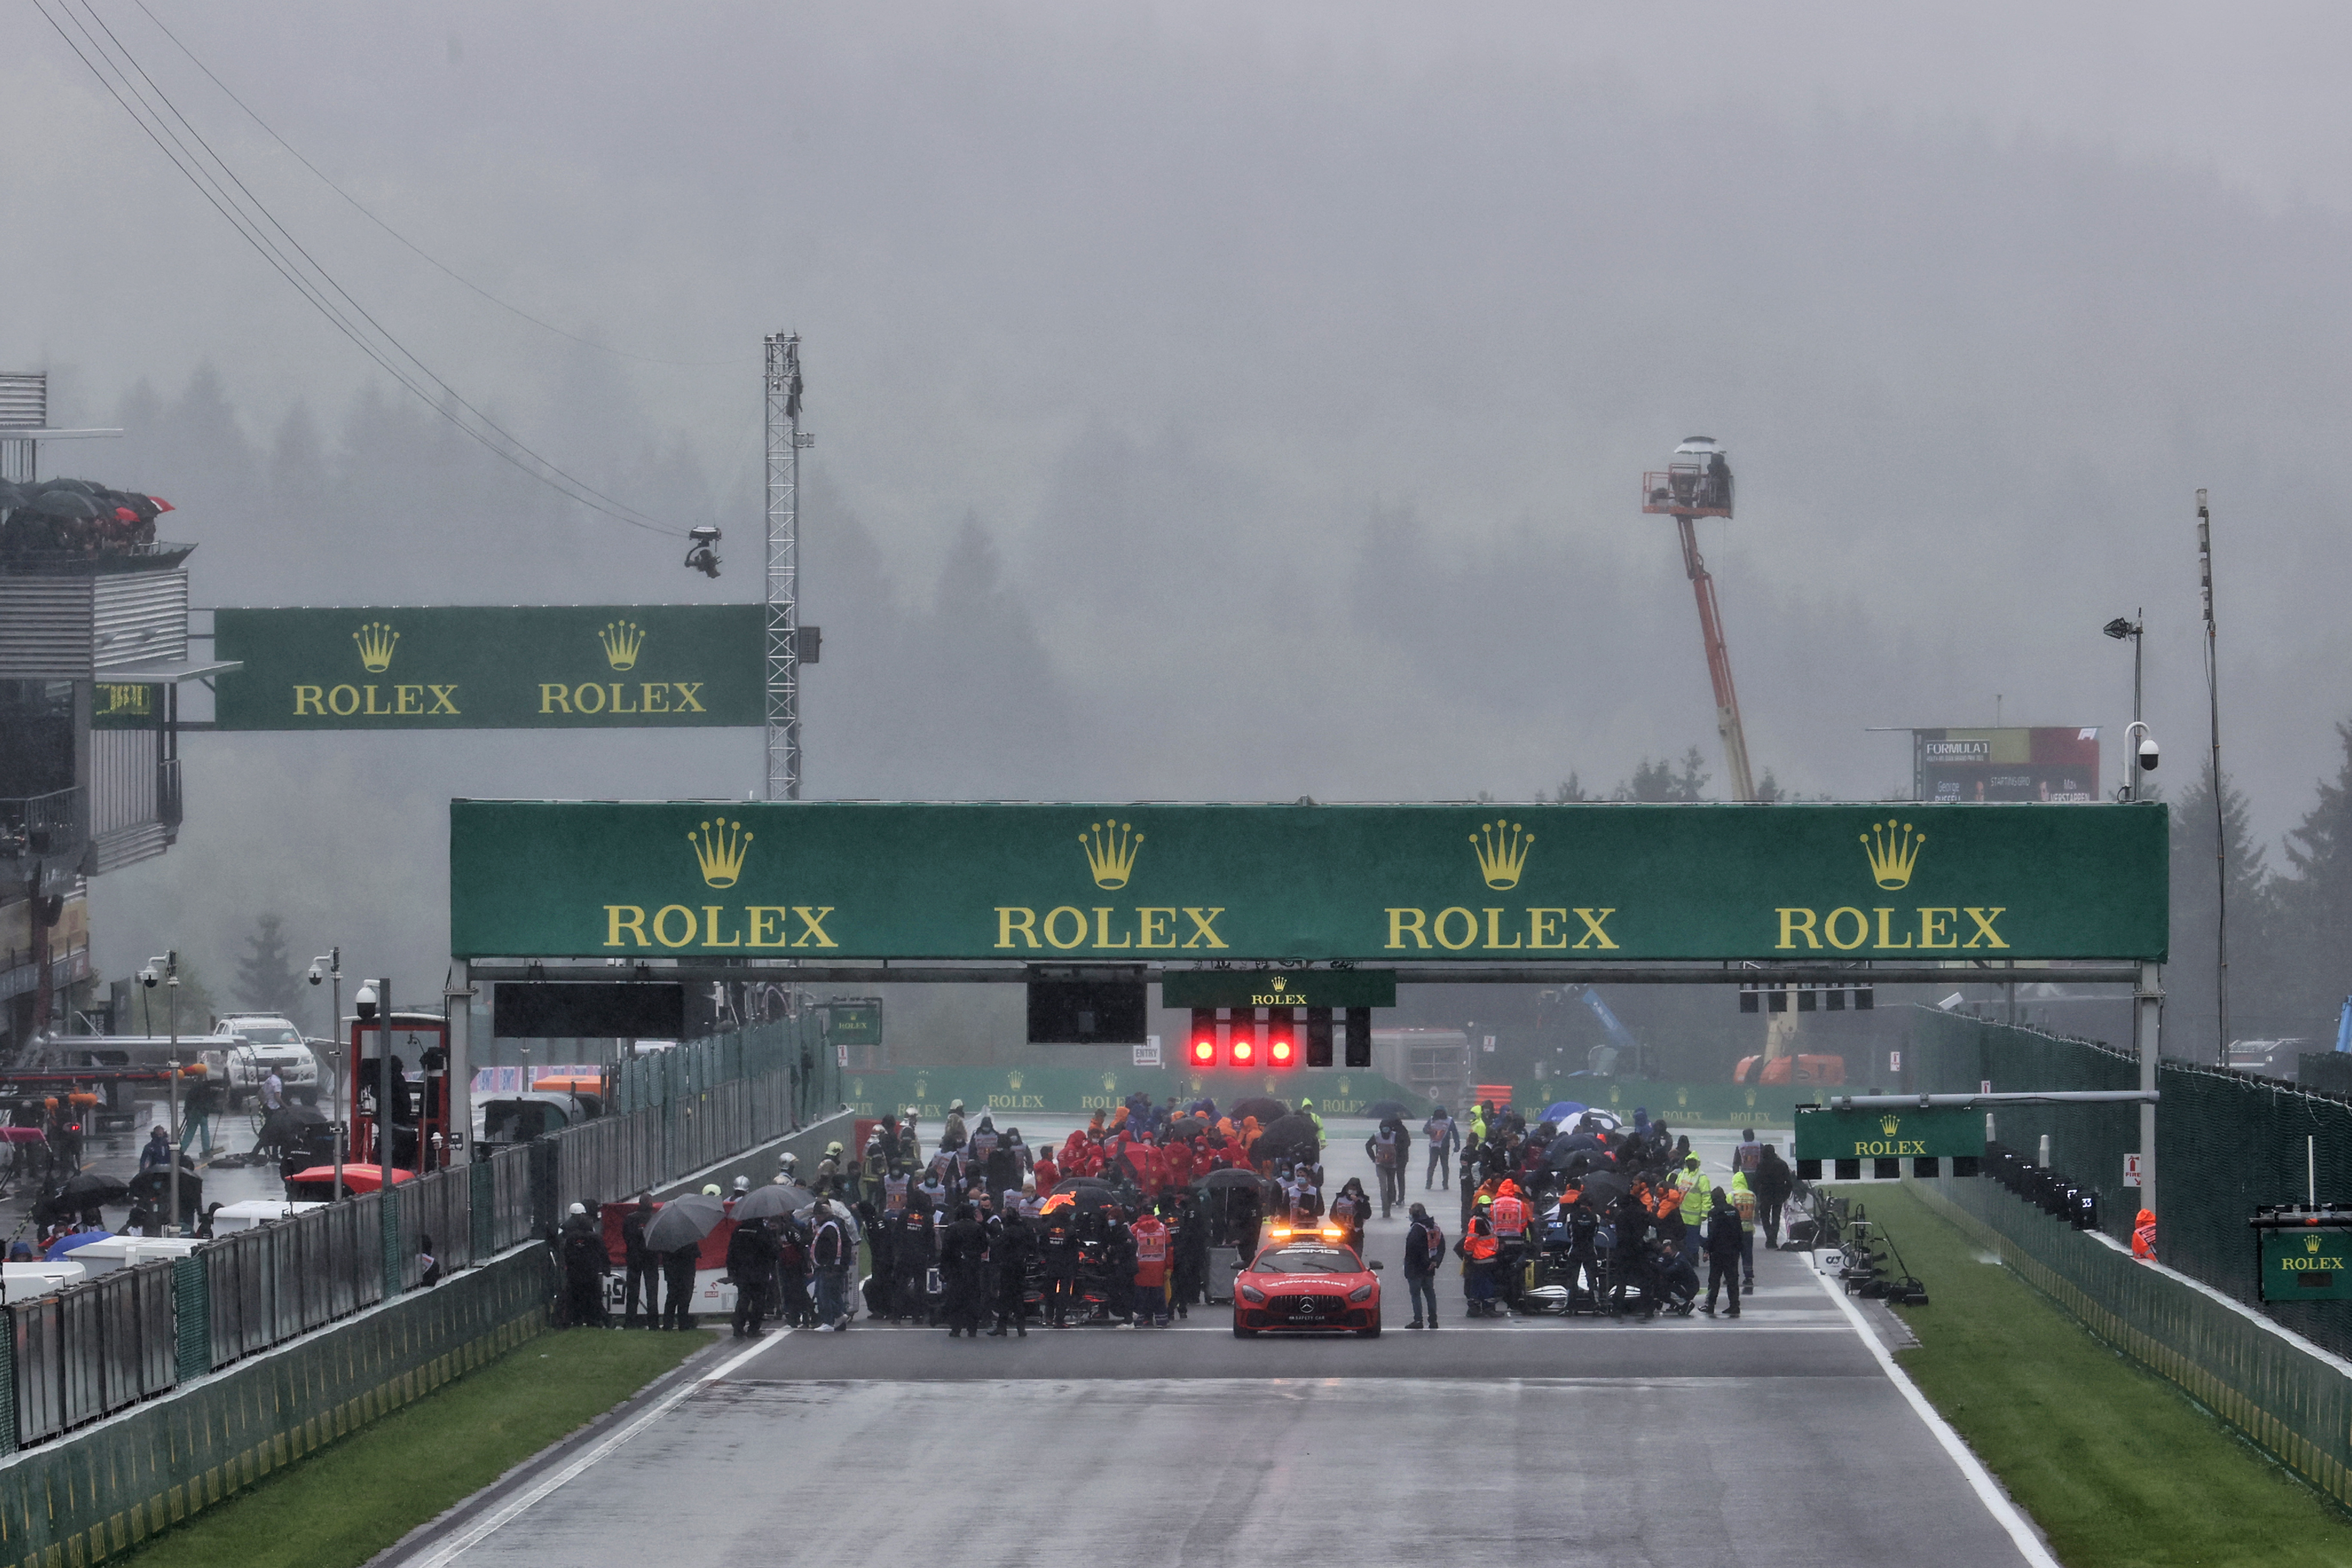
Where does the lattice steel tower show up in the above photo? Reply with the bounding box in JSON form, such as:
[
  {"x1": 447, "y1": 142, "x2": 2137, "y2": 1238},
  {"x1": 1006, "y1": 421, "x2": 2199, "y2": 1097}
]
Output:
[{"x1": 764, "y1": 333, "x2": 807, "y2": 799}]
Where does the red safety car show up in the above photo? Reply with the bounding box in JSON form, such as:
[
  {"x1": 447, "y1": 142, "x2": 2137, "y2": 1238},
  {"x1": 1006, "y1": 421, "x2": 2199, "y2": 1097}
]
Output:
[{"x1": 1232, "y1": 1224, "x2": 1384, "y2": 1338}]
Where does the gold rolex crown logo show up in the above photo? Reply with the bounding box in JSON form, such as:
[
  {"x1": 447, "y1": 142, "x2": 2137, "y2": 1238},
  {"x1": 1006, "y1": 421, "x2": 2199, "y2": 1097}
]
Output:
[
  {"x1": 1080, "y1": 820, "x2": 1143, "y2": 889},
  {"x1": 2310, "y1": 1234, "x2": 2324, "y2": 1254},
  {"x1": 687, "y1": 817, "x2": 752, "y2": 888},
  {"x1": 1880, "y1": 1113, "x2": 1900, "y2": 1136},
  {"x1": 352, "y1": 622, "x2": 398, "y2": 673},
  {"x1": 1470, "y1": 819, "x2": 1534, "y2": 890},
  {"x1": 1861, "y1": 818, "x2": 1926, "y2": 890},
  {"x1": 1008, "y1": 1070, "x2": 1023, "y2": 1090},
  {"x1": 599, "y1": 620, "x2": 646, "y2": 671},
  {"x1": 1270, "y1": 977, "x2": 1287, "y2": 993}
]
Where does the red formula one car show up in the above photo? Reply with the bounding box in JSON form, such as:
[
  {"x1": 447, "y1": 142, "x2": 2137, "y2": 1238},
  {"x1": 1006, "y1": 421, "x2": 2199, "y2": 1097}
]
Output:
[{"x1": 1232, "y1": 1225, "x2": 1384, "y2": 1338}]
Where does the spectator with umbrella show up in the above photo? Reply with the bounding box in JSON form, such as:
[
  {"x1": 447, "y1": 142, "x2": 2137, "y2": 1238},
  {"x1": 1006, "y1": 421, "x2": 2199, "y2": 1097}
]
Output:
[{"x1": 640, "y1": 1189, "x2": 728, "y2": 1332}]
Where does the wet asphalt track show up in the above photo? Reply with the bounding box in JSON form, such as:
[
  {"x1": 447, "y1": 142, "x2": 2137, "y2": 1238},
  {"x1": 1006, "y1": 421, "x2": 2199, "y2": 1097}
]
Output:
[{"x1": 380, "y1": 1118, "x2": 2049, "y2": 1568}]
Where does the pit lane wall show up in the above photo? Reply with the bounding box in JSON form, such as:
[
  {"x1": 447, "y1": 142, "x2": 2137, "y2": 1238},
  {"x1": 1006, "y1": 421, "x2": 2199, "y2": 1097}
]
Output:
[
  {"x1": 0, "y1": 1241, "x2": 545, "y2": 1568},
  {"x1": 1914, "y1": 1173, "x2": 2352, "y2": 1509},
  {"x1": 843, "y1": 1067, "x2": 1809, "y2": 1128}
]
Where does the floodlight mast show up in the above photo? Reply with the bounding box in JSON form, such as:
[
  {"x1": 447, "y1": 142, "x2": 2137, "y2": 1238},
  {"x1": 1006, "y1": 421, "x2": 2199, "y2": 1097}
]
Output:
[
  {"x1": 764, "y1": 333, "x2": 806, "y2": 801},
  {"x1": 1641, "y1": 438, "x2": 1758, "y2": 801}
]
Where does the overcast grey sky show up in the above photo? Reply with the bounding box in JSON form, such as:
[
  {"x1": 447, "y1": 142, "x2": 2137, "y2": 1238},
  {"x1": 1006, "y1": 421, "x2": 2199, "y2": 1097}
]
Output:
[{"x1": 6, "y1": 3, "x2": 2346, "y2": 988}]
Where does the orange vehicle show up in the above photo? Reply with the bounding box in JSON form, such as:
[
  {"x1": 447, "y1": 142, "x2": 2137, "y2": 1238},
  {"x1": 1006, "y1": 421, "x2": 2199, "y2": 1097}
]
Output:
[
  {"x1": 1732, "y1": 1054, "x2": 1847, "y2": 1086},
  {"x1": 284, "y1": 1163, "x2": 416, "y2": 1200}
]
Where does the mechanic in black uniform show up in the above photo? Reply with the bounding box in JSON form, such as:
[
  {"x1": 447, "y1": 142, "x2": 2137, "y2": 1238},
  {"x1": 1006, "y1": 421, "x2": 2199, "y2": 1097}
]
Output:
[
  {"x1": 1101, "y1": 1206, "x2": 1138, "y2": 1325},
  {"x1": 726, "y1": 1215, "x2": 779, "y2": 1338},
  {"x1": 558, "y1": 1203, "x2": 609, "y2": 1327},
  {"x1": 1040, "y1": 1203, "x2": 1080, "y2": 1326},
  {"x1": 891, "y1": 1197, "x2": 937, "y2": 1324},
  {"x1": 661, "y1": 1235, "x2": 701, "y2": 1329},
  {"x1": 620, "y1": 1193, "x2": 658, "y2": 1328},
  {"x1": 1168, "y1": 1190, "x2": 1210, "y2": 1319},
  {"x1": 988, "y1": 1190, "x2": 1033, "y2": 1336},
  {"x1": 938, "y1": 1203, "x2": 989, "y2": 1338}
]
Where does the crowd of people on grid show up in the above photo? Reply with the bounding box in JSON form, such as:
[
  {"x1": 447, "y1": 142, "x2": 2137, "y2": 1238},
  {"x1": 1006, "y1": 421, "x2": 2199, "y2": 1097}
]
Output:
[
  {"x1": 1433, "y1": 1101, "x2": 1796, "y2": 1320},
  {"x1": 559, "y1": 1092, "x2": 1800, "y2": 1335}
]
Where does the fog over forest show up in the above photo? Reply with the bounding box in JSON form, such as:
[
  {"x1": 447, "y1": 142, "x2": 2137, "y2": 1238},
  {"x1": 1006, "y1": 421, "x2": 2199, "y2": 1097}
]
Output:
[{"x1": 5, "y1": 4, "x2": 2349, "y2": 1053}]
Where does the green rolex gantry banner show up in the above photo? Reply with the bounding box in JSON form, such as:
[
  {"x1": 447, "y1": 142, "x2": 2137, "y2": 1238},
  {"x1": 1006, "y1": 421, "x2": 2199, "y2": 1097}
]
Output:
[
  {"x1": 212, "y1": 605, "x2": 761, "y2": 729},
  {"x1": 448, "y1": 799, "x2": 2168, "y2": 962}
]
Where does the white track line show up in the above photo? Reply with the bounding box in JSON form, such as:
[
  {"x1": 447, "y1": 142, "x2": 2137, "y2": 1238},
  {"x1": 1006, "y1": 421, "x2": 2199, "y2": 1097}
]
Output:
[
  {"x1": 403, "y1": 1331, "x2": 787, "y2": 1568},
  {"x1": 1810, "y1": 1263, "x2": 2058, "y2": 1568}
]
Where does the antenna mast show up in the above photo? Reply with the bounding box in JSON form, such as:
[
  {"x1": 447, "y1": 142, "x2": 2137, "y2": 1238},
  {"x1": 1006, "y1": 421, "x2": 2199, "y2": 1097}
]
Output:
[{"x1": 764, "y1": 334, "x2": 806, "y2": 800}]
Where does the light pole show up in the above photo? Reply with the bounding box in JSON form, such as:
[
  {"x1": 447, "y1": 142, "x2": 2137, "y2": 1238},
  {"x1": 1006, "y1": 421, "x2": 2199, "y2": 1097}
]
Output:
[
  {"x1": 2104, "y1": 612, "x2": 2163, "y2": 1220},
  {"x1": 308, "y1": 950, "x2": 343, "y2": 1200},
  {"x1": 2102, "y1": 613, "x2": 2145, "y2": 799},
  {"x1": 140, "y1": 952, "x2": 180, "y2": 1233}
]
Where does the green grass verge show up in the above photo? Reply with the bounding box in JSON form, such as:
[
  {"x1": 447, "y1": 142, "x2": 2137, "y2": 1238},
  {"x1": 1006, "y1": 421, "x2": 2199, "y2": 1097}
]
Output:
[
  {"x1": 123, "y1": 1327, "x2": 716, "y2": 1568},
  {"x1": 1838, "y1": 1183, "x2": 2352, "y2": 1568}
]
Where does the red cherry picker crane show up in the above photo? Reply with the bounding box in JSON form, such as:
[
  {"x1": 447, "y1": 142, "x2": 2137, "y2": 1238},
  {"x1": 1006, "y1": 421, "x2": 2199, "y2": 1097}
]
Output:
[{"x1": 1641, "y1": 437, "x2": 1759, "y2": 801}]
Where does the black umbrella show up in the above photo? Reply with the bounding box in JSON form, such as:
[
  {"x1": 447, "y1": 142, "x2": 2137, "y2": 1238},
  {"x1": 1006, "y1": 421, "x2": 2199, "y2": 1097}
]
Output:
[
  {"x1": 56, "y1": 1172, "x2": 128, "y2": 1205},
  {"x1": 98, "y1": 489, "x2": 158, "y2": 522},
  {"x1": 1252, "y1": 1113, "x2": 1320, "y2": 1163},
  {"x1": 731, "y1": 1181, "x2": 815, "y2": 1220},
  {"x1": 1231, "y1": 1096, "x2": 1288, "y2": 1125},
  {"x1": 1577, "y1": 1171, "x2": 1633, "y2": 1205},
  {"x1": 1055, "y1": 1176, "x2": 1113, "y2": 1195},
  {"x1": 26, "y1": 490, "x2": 99, "y2": 520},
  {"x1": 0, "y1": 480, "x2": 26, "y2": 509},
  {"x1": 640, "y1": 1194, "x2": 726, "y2": 1252},
  {"x1": 31, "y1": 478, "x2": 104, "y2": 496},
  {"x1": 127, "y1": 1161, "x2": 202, "y2": 1204},
  {"x1": 1365, "y1": 1100, "x2": 1410, "y2": 1122},
  {"x1": 1056, "y1": 1187, "x2": 1121, "y2": 1213},
  {"x1": 1195, "y1": 1167, "x2": 1273, "y2": 1192}
]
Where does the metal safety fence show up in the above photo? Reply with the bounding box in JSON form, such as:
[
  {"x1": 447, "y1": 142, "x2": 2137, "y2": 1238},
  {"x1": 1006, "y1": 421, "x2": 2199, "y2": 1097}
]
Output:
[
  {"x1": 1906, "y1": 1007, "x2": 2352, "y2": 1362},
  {"x1": 1920, "y1": 1171, "x2": 2352, "y2": 1508},
  {"x1": 11, "y1": 1262, "x2": 176, "y2": 1449},
  {"x1": 0, "y1": 1011, "x2": 837, "y2": 1457}
]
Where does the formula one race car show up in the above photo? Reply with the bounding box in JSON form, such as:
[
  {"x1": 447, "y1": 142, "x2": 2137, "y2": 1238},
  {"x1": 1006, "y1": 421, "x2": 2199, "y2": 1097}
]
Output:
[{"x1": 1231, "y1": 1225, "x2": 1384, "y2": 1338}]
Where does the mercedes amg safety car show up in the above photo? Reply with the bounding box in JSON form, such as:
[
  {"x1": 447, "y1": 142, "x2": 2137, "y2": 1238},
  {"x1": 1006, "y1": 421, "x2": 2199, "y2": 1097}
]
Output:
[{"x1": 1232, "y1": 1225, "x2": 1384, "y2": 1338}]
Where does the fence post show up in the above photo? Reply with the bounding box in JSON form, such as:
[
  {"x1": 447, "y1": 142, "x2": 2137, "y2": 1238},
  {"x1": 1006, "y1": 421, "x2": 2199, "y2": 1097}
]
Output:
[
  {"x1": 0, "y1": 1303, "x2": 15, "y2": 1459},
  {"x1": 172, "y1": 1255, "x2": 209, "y2": 1382},
  {"x1": 530, "y1": 1139, "x2": 560, "y2": 1236},
  {"x1": 472, "y1": 1158, "x2": 496, "y2": 1257},
  {"x1": 381, "y1": 1182, "x2": 405, "y2": 1299}
]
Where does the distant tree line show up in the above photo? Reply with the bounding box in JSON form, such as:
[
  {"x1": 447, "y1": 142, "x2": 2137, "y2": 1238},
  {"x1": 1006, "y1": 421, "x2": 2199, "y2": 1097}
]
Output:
[{"x1": 1508, "y1": 726, "x2": 2352, "y2": 1053}]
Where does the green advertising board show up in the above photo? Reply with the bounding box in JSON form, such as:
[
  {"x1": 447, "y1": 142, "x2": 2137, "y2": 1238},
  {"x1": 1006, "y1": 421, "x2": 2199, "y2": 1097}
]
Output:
[
  {"x1": 1161, "y1": 971, "x2": 1397, "y2": 1009},
  {"x1": 1793, "y1": 1104, "x2": 1986, "y2": 1161},
  {"x1": 448, "y1": 799, "x2": 2167, "y2": 962},
  {"x1": 825, "y1": 1000, "x2": 883, "y2": 1046},
  {"x1": 2258, "y1": 1223, "x2": 2352, "y2": 1302},
  {"x1": 212, "y1": 605, "x2": 760, "y2": 729}
]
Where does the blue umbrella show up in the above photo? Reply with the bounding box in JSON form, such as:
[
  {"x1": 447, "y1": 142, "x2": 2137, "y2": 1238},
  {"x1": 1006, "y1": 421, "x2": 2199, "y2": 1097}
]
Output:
[
  {"x1": 43, "y1": 1230, "x2": 113, "y2": 1262},
  {"x1": 1544, "y1": 1101, "x2": 1588, "y2": 1125}
]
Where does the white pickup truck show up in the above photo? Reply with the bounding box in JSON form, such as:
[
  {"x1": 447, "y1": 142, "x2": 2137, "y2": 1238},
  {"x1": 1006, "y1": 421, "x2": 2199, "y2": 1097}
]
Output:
[{"x1": 209, "y1": 1014, "x2": 322, "y2": 1107}]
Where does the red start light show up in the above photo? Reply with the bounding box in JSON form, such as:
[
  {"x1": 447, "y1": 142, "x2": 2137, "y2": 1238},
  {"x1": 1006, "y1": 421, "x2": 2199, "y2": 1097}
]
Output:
[
  {"x1": 1190, "y1": 1036, "x2": 1217, "y2": 1065},
  {"x1": 1231, "y1": 1038, "x2": 1257, "y2": 1066},
  {"x1": 1270, "y1": 1037, "x2": 1295, "y2": 1065}
]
